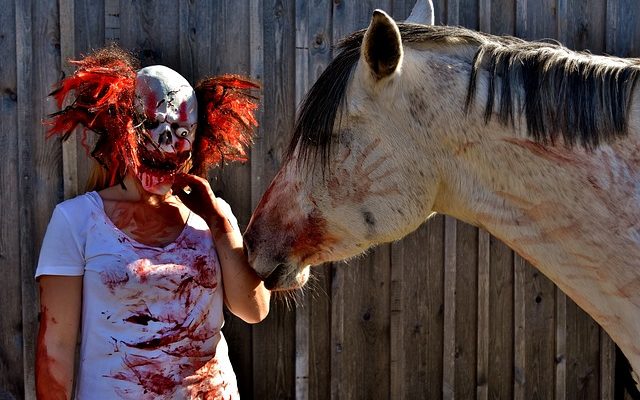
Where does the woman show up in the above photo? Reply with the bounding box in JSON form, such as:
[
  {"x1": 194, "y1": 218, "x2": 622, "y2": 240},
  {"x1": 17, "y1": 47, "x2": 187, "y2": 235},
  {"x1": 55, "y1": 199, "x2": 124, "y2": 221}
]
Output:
[{"x1": 35, "y1": 47, "x2": 270, "y2": 399}]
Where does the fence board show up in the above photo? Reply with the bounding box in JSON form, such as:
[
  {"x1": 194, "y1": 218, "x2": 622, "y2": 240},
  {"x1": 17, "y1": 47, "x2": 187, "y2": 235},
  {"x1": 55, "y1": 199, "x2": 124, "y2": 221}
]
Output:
[
  {"x1": 606, "y1": 0, "x2": 640, "y2": 58},
  {"x1": 443, "y1": 216, "x2": 457, "y2": 399},
  {"x1": 489, "y1": 237, "x2": 514, "y2": 399},
  {"x1": 251, "y1": 0, "x2": 297, "y2": 399},
  {"x1": 0, "y1": 0, "x2": 21, "y2": 398},
  {"x1": 476, "y1": 229, "x2": 490, "y2": 400},
  {"x1": 454, "y1": 222, "x2": 479, "y2": 399},
  {"x1": 294, "y1": 1, "x2": 334, "y2": 399},
  {"x1": 294, "y1": 2, "x2": 310, "y2": 398},
  {"x1": 18, "y1": 2, "x2": 64, "y2": 400},
  {"x1": 15, "y1": 2, "x2": 35, "y2": 398},
  {"x1": 119, "y1": 1, "x2": 180, "y2": 69},
  {"x1": 390, "y1": 215, "x2": 446, "y2": 399},
  {"x1": 71, "y1": 0, "x2": 104, "y2": 193},
  {"x1": 59, "y1": 0, "x2": 77, "y2": 200}
]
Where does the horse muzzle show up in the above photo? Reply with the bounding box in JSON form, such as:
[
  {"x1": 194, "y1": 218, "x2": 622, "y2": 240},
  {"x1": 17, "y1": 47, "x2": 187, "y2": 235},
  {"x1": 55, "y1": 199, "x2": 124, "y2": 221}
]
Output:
[{"x1": 261, "y1": 262, "x2": 311, "y2": 291}]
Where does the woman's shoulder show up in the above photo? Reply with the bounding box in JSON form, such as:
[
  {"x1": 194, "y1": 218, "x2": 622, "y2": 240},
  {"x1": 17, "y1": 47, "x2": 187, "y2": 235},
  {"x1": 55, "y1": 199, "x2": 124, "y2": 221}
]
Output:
[{"x1": 54, "y1": 191, "x2": 101, "y2": 220}]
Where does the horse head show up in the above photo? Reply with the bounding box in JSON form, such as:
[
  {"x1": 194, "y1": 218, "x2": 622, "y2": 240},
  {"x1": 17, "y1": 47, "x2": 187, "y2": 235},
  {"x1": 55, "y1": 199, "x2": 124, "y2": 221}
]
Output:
[{"x1": 244, "y1": 3, "x2": 446, "y2": 291}]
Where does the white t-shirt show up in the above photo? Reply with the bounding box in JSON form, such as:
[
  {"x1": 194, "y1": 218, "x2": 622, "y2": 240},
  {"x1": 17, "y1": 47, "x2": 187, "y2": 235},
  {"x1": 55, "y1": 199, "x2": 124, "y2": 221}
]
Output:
[{"x1": 36, "y1": 192, "x2": 239, "y2": 400}]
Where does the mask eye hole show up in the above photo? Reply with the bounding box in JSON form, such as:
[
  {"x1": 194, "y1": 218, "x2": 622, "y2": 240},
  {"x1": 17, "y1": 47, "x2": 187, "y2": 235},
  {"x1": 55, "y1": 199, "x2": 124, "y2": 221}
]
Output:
[
  {"x1": 143, "y1": 119, "x2": 160, "y2": 130},
  {"x1": 174, "y1": 125, "x2": 190, "y2": 138},
  {"x1": 178, "y1": 129, "x2": 189, "y2": 138}
]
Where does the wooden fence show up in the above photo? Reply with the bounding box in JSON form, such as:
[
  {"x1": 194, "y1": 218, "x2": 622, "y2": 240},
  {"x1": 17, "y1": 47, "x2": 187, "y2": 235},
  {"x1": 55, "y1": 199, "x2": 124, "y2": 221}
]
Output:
[{"x1": 1, "y1": 0, "x2": 639, "y2": 399}]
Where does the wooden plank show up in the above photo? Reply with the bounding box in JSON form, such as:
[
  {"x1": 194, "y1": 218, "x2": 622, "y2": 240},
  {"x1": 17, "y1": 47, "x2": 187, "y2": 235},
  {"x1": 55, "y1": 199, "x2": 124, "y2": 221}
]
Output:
[
  {"x1": 478, "y1": 0, "x2": 491, "y2": 33},
  {"x1": 59, "y1": 0, "x2": 77, "y2": 199},
  {"x1": 516, "y1": 0, "x2": 557, "y2": 39},
  {"x1": 390, "y1": 215, "x2": 445, "y2": 399},
  {"x1": 457, "y1": 0, "x2": 479, "y2": 29},
  {"x1": 476, "y1": 229, "x2": 490, "y2": 400},
  {"x1": 600, "y1": 333, "x2": 616, "y2": 400},
  {"x1": 294, "y1": 2, "x2": 309, "y2": 398},
  {"x1": 19, "y1": 1, "x2": 65, "y2": 399},
  {"x1": 177, "y1": 0, "x2": 198, "y2": 82},
  {"x1": 447, "y1": 0, "x2": 459, "y2": 26},
  {"x1": 74, "y1": 0, "x2": 105, "y2": 191},
  {"x1": 454, "y1": 221, "x2": 478, "y2": 399},
  {"x1": 556, "y1": 289, "x2": 568, "y2": 400},
  {"x1": 305, "y1": 265, "x2": 331, "y2": 400},
  {"x1": 76, "y1": 0, "x2": 105, "y2": 52},
  {"x1": 15, "y1": 1, "x2": 35, "y2": 398},
  {"x1": 489, "y1": 0, "x2": 515, "y2": 35},
  {"x1": 560, "y1": 0, "x2": 606, "y2": 52},
  {"x1": 513, "y1": 255, "x2": 526, "y2": 400},
  {"x1": 605, "y1": 0, "x2": 640, "y2": 58},
  {"x1": 389, "y1": 235, "x2": 405, "y2": 400},
  {"x1": 442, "y1": 215, "x2": 457, "y2": 400},
  {"x1": 488, "y1": 237, "x2": 514, "y2": 400},
  {"x1": 330, "y1": 261, "x2": 345, "y2": 400},
  {"x1": 514, "y1": 0, "x2": 528, "y2": 38},
  {"x1": 566, "y1": 295, "x2": 601, "y2": 400},
  {"x1": 104, "y1": 0, "x2": 119, "y2": 43},
  {"x1": 0, "y1": 0, "x2": 22, "y2": 398},
  {"x1": 334, "y1": 250, "x2": 391, "y2": 400},
  {"x1": 250, "y1": 0, "x2": 297, "y2": 398},
  {"x1": 118, "y1": 1, "x2": 180, "y2": 69},
  {"x1": 520, "y1": 259, "x2": 557, "y2": 399}
]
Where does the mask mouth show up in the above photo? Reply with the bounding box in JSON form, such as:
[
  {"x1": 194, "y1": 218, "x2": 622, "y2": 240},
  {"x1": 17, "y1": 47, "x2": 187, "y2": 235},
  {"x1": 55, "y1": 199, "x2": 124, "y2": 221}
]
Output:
[{"x1": 137, "y1": 141, "x2": 191, "y2": 173}]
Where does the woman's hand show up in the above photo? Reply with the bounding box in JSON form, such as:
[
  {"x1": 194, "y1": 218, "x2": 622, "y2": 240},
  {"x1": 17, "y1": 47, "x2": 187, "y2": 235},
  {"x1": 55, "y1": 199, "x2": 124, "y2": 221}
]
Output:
[
  {"x1": 172, "y1": 173, "x2": 238, "y2": 238},
  {"x1": 172, "y1": 173, "x2": 271, "y2": 323}
]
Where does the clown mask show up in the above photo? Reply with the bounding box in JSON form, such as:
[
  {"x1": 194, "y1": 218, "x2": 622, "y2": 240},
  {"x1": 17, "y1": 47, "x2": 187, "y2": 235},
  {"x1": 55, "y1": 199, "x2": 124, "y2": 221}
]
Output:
[{"x1": 135, "y1": 66, "x2": 197, "y2": 195}]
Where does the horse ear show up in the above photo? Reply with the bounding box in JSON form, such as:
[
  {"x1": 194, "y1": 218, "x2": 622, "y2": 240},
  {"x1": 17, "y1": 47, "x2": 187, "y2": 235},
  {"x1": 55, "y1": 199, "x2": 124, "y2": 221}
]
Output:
[
  {"x1": 362, "y1": 10, "x2": 403, "y2": 81},
  {"x1": 406, "y1": 0, "x2": 435, "y2": 25}
]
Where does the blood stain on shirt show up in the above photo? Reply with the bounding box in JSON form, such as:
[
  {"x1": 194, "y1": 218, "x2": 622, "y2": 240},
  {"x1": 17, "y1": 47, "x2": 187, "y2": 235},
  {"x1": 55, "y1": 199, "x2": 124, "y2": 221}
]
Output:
[{"x1": 100, "y1": 269, "x2": 130, "y2": 292}]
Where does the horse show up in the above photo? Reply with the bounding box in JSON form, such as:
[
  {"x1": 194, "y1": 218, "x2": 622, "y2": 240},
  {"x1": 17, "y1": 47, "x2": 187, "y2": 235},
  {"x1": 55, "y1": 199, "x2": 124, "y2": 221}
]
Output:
[{"x1": 243, "y1": 0, "x2": 640, "y2": 388}]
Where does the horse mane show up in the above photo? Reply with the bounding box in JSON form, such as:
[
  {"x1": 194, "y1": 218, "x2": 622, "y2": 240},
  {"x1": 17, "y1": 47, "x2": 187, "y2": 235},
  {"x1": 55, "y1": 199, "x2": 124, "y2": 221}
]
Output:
[{"x1": 289, "y1": 23, "x2": 640, "y2": 169}]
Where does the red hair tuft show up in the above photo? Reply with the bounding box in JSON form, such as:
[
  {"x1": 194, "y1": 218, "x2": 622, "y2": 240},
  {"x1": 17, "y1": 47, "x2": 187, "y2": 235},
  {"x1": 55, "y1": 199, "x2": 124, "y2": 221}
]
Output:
[
  {"x1": 46, "y1": 46, "x2": 141, "y2": 186},
  {"x1": 192, "y1": 75, "x2": 260, "y2": 175}
]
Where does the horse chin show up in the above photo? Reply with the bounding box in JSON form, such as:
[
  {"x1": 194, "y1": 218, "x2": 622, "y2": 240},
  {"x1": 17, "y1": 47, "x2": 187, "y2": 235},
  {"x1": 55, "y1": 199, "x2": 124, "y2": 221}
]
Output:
[{"x1": 263, "y1": 263, "x2": 311, "y2": 291}]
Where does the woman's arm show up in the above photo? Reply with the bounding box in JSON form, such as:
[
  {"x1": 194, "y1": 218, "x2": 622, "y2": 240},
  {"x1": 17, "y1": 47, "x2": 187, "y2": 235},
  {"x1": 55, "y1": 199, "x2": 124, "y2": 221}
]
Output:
[
  {"x1": 36, "y1": 275, "x2": 83, "y2": 400},
  {"x1": 172, "y1": 174, "x2": 270, "y2": 323}
]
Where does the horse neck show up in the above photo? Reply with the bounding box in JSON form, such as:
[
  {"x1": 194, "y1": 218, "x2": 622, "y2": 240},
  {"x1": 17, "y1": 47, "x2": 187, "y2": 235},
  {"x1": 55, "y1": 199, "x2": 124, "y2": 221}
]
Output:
[{"x1": 417, "y1": 50, "x2": 640, "y2": 361}]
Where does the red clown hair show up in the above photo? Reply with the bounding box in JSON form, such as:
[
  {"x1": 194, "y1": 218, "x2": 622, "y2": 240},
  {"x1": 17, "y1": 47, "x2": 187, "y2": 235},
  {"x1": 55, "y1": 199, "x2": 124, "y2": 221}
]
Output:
[
  {"x1": 192, "y1": 75, "x2": 260, "y2": 175},
  {"x1": 46, "y1": 46, "x2": 260, "y2": 185},
  {"x1": 47, "y1": 46, "x2": 140, "y2": 187}
]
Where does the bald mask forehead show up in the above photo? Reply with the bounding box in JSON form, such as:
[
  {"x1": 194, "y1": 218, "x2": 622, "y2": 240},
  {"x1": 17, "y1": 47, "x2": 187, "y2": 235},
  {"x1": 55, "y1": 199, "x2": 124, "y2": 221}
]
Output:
[{"x1": 135, "y1": 66, "x2": 198, "y2": 153}]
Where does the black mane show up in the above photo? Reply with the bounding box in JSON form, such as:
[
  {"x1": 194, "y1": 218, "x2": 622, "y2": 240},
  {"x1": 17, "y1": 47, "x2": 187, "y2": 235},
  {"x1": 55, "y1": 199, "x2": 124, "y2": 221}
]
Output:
[{"x1": 288, "y1": 24, "x2": 640, "y2": 168}]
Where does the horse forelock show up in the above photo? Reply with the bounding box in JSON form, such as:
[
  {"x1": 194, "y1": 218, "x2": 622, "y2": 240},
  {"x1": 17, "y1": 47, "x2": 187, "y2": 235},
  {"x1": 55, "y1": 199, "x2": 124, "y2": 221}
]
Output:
[{"x1": 289, "y1": 23, "x2": 640, "y2": 172}]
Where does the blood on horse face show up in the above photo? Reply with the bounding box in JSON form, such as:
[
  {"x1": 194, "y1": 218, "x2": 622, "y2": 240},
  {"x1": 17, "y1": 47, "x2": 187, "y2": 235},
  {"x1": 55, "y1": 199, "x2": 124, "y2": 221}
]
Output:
[{"x1": 244, "y1": 2, "x2": 640, "y2": 388}]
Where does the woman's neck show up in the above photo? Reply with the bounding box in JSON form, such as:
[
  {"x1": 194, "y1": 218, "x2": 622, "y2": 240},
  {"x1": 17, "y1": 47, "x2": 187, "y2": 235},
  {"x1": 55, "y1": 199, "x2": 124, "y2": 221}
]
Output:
[{"x1": 100, "y1": 173, "x2": 176, "y2": 206}]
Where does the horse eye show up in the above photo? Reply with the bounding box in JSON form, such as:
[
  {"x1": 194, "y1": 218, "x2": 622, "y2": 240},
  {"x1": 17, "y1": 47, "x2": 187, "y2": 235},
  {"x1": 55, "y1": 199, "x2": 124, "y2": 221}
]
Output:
[{"x1": 144, "y1": 120, "x2": 160, "y2": 130}]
